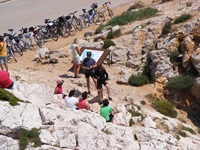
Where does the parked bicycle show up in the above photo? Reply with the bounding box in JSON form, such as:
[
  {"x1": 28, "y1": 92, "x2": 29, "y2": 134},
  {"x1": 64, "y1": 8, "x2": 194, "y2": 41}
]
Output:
[
  {"x1": 28, "y1": 26, "x2": 44, "y2": 48},
  {"x1": 97, "y1": 1, "x2": 114, "y2": 18},
  {"x1": 68, "y1": 11, "x2": 83, "y2": 31},
  {"x1": 19, "y1": 27, "x2": 33, "y2": 50}
]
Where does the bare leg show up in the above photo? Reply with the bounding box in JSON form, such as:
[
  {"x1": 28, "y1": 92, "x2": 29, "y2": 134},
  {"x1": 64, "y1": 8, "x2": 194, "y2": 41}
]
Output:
[
  {"x1": 99, "y1": 88, "x2": 103, "y2": 101},
  {"x1": 92, "y1": 77, "x2": 97, "y2": 90},
  {"x1": 105, "y1": 84, "x2": 110, "y2": 98},
  {"x1": 73, "y1": 62, "x2": 77, "y2": 77},
  {"x1": 76, "y1": 64, "x2": 80, "y2": 77},
  {"x1": 4, "y1": 63, "x2": 8, "y2": 72},
  {"x1": 86, "y1": 78, "x2": 90, "y2": 92},
  {"x1": 0, "y1": 64, "x2": 3, "y2": 71}
]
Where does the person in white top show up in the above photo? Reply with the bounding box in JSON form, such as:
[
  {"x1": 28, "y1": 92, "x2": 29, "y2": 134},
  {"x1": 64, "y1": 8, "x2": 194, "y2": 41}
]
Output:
[
  {"x1": 71, "y1": 38, "x2": 81, "y2": 78},
  {"x1": 65, "y1": 89, "x2": 79, "y2": 109}
]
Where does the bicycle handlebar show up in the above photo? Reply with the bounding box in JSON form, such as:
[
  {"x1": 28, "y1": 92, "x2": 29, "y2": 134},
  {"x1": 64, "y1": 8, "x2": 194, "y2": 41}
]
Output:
[{"x1": 103, "y1": 1, "x2": 111, "y2": 7}]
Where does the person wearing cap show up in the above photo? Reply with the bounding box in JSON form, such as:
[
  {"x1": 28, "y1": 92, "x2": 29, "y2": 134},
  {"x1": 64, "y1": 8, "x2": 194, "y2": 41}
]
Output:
[
  {"x1": 71, "y1": 38, "x2": 81, "y2": 78},
  {"x1": 82, "y1": 51, "x2": 97, "y2": 95},
  {"x1": 54, "y1": 79, "x2": 64, "y2": 94},
  {"x1": 0, "y1": 35, "x2": 8, "y2": 72}
]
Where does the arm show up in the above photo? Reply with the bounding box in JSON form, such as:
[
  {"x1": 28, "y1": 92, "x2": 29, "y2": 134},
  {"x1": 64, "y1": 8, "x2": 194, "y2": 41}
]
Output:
[
  {"x1": 54, "y1": 87, "x2": 58, "y2": 94},
  {"x1": 75, "y1": 46, "x2": 81, "y2": 55},
  {"x1": 104, "y1": 69, "x2": 109, "y2": 81},
  {"x1": 86, "y1": 102, "x2": 90, "y2": 110}
]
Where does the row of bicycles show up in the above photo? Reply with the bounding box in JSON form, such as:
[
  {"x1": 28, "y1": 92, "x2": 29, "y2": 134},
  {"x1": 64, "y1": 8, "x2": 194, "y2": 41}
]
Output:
[{"x1": 3, "y1": 2, "x2": 114, "y2": 62}]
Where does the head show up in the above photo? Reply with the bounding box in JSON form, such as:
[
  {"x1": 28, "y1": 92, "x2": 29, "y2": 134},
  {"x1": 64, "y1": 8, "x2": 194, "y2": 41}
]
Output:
[
  {"x1": 74, "y1": 38, "x2": 78, "y2": 44},
  {"x1": 56, "y1": 79, "x2": 64, "y2": 86},
  {"x1": 68, "y1": 89, "x2": 76, "y2": 97},
  {"x1": 81, "y1": 91, "x2": 88, "y2": 100},
  {"x1": 97, "y1": 64, "x2": 104, "y2": 71},
  {"x1": 0, "y1": 35, "x2": 4, "y2": 42},
  {"x1": 102, "y1": 99, "x2": 109, "y2": 106},
  {"x1": 86, "y1": 51, "x2": 92, "y2": 58}
]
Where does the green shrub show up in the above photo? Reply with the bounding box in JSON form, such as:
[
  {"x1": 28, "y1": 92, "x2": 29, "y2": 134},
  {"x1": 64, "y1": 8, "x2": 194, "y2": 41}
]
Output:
[
  {"x1": 152, "y1": 99, "x2": 177, "y2": 118},
  {"x1": 142, "y1": 55, "x2": 152, "y2": 80},
  {"x1": 106, "y1": 29, "x2": 122, "y2": 39},
  {"x1": 18, "y1": 128, "x2": 41, "y2": 150},
  {"x1": 165, "y1": 75, "x2": 194, "y2": 92},
  {"x1": 140, "y1": 100, "x2": 146, "y2": 105},
  {"x1": 128, "y1": 74, "x2": 149, "y2": 86},
  {"x1": 0, "y1": 88, "x2": 24, "y2": 106},
  {"x1": 161, "y1": 21, "x2": 171, "y2": 36},
  {"x1": 173, "y1": 13, "x2": 192, "y2": 24},
  {"x1": 129, "y1": 118, "x2": 135, "y2": 126},
  {"x1": 128, "y1": 109, "x2": 142, "y2": 117},
  {"x1": 103, "y1": 39, "x2": 116, "y2": 49},
  {"x1": 182, "y1": 126, "x2": 195, "y2": 134},
  {"x1": 103, "y1": 129, "x2": 112, "y2": 135},
  {"x1": 107, "y1": 7, "x2": 157, "y2": 26},
  {"x1": 169, "y1": 49, "x2": 181, "y2": 63},
  {"x1": 178, "y1": 131, "x2": 187, "y2": 137},
  {"x1": 127, "y1": 1, "x2": 145, "y2": 12},
  {"x1": 95, "y1": 24, "x2": 105, "y2": 34}
]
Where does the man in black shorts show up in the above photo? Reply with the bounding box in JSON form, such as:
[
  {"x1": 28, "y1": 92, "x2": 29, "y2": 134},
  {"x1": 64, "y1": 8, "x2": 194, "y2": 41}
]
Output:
[{"x1": 82, "y1": 51, "x2": 97, "y2": 95}]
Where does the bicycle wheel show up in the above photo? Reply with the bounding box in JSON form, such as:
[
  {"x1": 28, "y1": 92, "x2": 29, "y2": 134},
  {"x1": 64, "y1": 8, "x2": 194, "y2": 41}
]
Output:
[
  {"x1": 74, "y1": 19, "x2": 83, "y2": 31},
  {"x1": 14, "y1": 43, "x2": 23, "y2": 56},
  {"x1": 60, "y1": 24, "x2": 70, "y2": 38},
  {"x1": 38, "y1": 26, "x2": 49, "y2": 40},
  {"x1": 18, "y1": 39, "x2": 26, "y2": 51},
  {"x1": 25, "y1": 37, "x2": 33, "y2": 49},
  {"x1": 108, "y1": 9, "x2": 114, "y2": 18},
  {"x1": 7, "y1": 47, "x2": 17, "y2": 62},
  {"x1": 34, "y1": 35, "x2": 43, "y2": 48},
  {"x1": 67, "y1": 23, "x2": 76, "y2": 36},
  {"x1": 49, "y1": 25, "x2": 58, "y2": 41},
  {"x1": 82, "y1": 17, "x2": 90, "y2": 28},
  {"x1": 93, "y1": 12, "x2": 105, "y2": 25}
]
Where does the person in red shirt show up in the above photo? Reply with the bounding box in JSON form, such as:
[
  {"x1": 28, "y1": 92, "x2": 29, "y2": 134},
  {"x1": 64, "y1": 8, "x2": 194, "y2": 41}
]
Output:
[
  {"x1": 77, "y1": 91, "x2": 90, "y2": 110},
  {"x1": 0, "y1": 71, "x2": 13, "y2": 89}
]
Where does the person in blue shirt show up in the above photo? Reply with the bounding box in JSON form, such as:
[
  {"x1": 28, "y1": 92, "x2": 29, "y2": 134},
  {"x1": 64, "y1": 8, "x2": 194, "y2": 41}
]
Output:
[{"x1": 82, "y1": 51, "x2": 97, "y2": 95}]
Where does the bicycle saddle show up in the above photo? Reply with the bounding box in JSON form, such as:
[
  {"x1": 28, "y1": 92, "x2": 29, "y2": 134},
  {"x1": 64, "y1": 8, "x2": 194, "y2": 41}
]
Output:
[
  {"x1": 82, "y1": 9, "x2": 86, "y2": 12},
  {"x1": 65, "y1": 15, "x2": 71, "y2": 20},
  {"x1": 45, "y1": 19, "x2": 50, "y2": 23},
  {"x1": 8, "y1": 29, "x2": 13, "y2": 32}
]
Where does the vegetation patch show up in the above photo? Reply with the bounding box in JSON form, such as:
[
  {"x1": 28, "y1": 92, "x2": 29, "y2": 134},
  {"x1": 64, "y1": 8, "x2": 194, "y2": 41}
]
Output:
[
  {"x1": 129, "y1": 118, "x2": 135, "y2": 126},
  {"x1": 161, "y1": 21, "x2": 172, "y2": 36},
  {"x1": 103, "y1": 129, "x2": 112, "y2": 135},
  {"x1": 106, "y1": 29, "x2": 122, "y2": 39},
  {"x1": 128, "y1": 74, "x2": 149, "y2": 86},
  {"x1": 178, "y1": 130, "x2": 187, "y2": 137},
  {"x1": 0, "y1": 88, "x2": 24, "y2": 106},
  {"x1": 95, "y1": 24, "x2": 105, "y2": 34},
  {"x1": 152, "y1": 98, "x2": 177, "y2": 118},
  {"x1": 173, "y1": 13, "x2": 192, "y2": 24},
  {"x1": 103, "y1": 39, "x2": 116, "y2": 49},
  {"x1": 169, "y1": 49, "x2": 181, "y2": 63},
  {"x1": 182, "y1": 126, "x2": 195, "y2": 134},
  {"x1": 142, "y1": 55, "x2": 152, "y2": 81},
  {"x1": 18, "y1": 128, "x2": 41, "y2": 150},
  {"x1": 106, "y1": 7, "x2": 158, "y2": 26},
  {"x1": 140, "y1": 100, "x2": 146, "y2": 105},
  {"x1": 127, "y1": 1, "x2": 145, "y2": 12},
  {"x1": 165, "y1": 75, "x2": 194, "y2": 92}
]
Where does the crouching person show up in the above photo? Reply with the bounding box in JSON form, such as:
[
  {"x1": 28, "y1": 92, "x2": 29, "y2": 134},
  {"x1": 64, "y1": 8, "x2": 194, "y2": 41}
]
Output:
[
  {"x1": 100, "y1": 99, "x2": 114, "y2": 122},
  {"x1": 0, "y1": 71, "x2": 14, "y2": 89}
]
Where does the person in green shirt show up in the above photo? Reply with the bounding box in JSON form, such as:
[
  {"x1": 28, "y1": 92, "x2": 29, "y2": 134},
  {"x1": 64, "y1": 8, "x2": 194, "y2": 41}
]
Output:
[{"x1": 100, "y1": 99, "x2": 114, "y2": 122}]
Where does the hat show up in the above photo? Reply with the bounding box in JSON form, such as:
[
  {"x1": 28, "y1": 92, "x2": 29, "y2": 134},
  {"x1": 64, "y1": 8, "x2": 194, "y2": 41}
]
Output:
[
  {"x1": 56, "y1": 79, "x2": 64, "y2": 84},
  {"x1": 87, "y1": 51, "x2": 92, "y2": 56}
]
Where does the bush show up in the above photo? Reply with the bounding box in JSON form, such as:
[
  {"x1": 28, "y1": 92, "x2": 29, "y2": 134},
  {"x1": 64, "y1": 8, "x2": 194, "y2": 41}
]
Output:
[
  {"x1": 128, "y1": 74, "x2": 149, "y2": 86},
  {"x1": 173, "y1": 13, "x2": 192, "y2": 24},
  {"x1": 106, "y1": 29, "x2": 122, "y2": 39},
  {"x1": 165, "y1": 75, "x2": 194, "y2": 92},
  {"x1": 169, "y1": 49, "x2": 181, "y2": 63},
  {"x1": 0, "y1": 88, "x2": 24, "y2": 106},
  {"x1": 152, "y1": 99, "x2": 177, "y2": 118},
  {"x1": 129, "y1": 118, "x2": 135, "y2": 126},
  {"x1": 103, "y1": 39, "x2": 116, "y2": 49},
  {"x1": 178, "y1": 131, "x2": 187, "y2": 137},
  {"x1": 95, "y1": 24, "x2": 105, "y2": 34},
  {"x1": 161, "y1": 21, "x2": 171, "y2": 36},
  {"x1": 182, "y1": 126, "x2": 195, "y2": 134},
  {"x1": 107, "y1": 7, "x2": 157, "y2": 26},
  {"x1": 18, "y1": 128, "x2": 41, "y2": 150},
  {"x1": 140, "y1": 100, "x2": 146, "y2": 105},
  {"x1": 142, "y1": 55, "x2": 152, "y2": 80},
  {"x1": 127, "y1": 1, "x2": 145, "y2": 11}
]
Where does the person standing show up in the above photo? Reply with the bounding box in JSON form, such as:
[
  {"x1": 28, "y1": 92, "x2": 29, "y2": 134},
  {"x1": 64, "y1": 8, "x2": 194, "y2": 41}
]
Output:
[
  {"x1": 100, "y1": 99, "x2": 114, "y2": 122},
  {"x1": 94, "y1": 64, "x2": 112, "y2": 101},
  {"x1": 65, "y1": 89, "x2": 79, "y2": 110},
  {"x1": 71, "y1": 38, "x2": 81, "y2": 78},
  {"x1": 0, "y1": 71, "x2": 13, "y2": 89},
  {"x1": 77, "y1": 91, "x2": 90, "y2": 110},
  {"x1": 0, "y1": 35, "x2": 8, "y2": 71},
  {"x1": 82, "y1": 51, "x2": 97, "y2": 95}
]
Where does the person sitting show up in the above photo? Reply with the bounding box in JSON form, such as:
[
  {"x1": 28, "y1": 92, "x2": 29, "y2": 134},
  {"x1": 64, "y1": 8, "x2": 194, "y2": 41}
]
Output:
[
  {"x1": 0, "y1": 71, "x2": 13, "y2": 89},
  {"x1": 77, "y1": 91, "x2": 90, "y2": 110},
  {"x1": 65, "y1": 89, "x2": 79, "y2": 110},
  {"x1": 54, "y1": 79, "x2": 66, "y2": 98},
  {"x1": 100, "y1": 99, "x2": 114, "y2": 122}
]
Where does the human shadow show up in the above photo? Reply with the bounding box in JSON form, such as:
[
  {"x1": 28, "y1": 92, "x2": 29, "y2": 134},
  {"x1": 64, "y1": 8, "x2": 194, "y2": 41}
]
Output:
[
  {"x1": 88, "y1": 95, "x2": 101, "y2": 104},
  {"x1": 59, "y1": 74, "x2": 74, "y2": 79}
]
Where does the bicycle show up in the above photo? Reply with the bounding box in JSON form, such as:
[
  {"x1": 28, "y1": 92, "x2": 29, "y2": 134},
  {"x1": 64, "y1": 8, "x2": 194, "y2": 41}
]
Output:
[
  {"x1": 97, "y1": 1, "x2": 114, "y2": 18},
  {"x1": 68, "y1": 11, "x2": 83, "y2": 31},
  {"x1": 18, "y1": 28, "x2": 33, "y2": 50},
  {"x1": 80, "y1": 3, "x2": 105, "y2": 25}
]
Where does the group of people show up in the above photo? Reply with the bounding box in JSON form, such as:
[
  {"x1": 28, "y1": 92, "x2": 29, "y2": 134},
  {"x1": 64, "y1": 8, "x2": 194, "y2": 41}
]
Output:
[
  {"x1": 71, "y1": 38, "x2": 112, "y2": 102},
  {"x1": 54, "y1": 38, "x2": 114, "y2": 122},
  {"x1": 0, "y1": 35, "x2": 13, "y2": 89}
]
